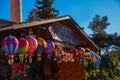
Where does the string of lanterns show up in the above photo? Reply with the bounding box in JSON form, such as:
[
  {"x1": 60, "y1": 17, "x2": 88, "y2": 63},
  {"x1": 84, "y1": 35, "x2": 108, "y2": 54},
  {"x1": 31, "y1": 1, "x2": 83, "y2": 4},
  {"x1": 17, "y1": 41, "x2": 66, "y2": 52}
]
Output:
[{"x1": 1, "y1": 35, "x2": 101, "y2": 67}]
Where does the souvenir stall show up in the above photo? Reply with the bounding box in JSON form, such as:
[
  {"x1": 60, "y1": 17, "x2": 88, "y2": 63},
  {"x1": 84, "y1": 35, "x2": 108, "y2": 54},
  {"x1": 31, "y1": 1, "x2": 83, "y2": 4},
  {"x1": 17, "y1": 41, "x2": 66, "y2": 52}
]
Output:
[{"x1": 0, "y1": 16, "x2": 101, "y2": 80}]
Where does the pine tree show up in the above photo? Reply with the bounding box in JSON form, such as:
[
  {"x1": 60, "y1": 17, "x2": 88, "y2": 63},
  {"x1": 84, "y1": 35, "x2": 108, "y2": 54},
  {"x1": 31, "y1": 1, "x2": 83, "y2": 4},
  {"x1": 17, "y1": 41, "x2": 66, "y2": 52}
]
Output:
[
  {"x1": 88, "y1": 15, "x2": 120, "y2": 50},
  {"x1": 88, "y1": 15, "x2": 110, "y2": 35},
  {"x1": 27, "y1": 0, "x2": 59, "y2": 22}
]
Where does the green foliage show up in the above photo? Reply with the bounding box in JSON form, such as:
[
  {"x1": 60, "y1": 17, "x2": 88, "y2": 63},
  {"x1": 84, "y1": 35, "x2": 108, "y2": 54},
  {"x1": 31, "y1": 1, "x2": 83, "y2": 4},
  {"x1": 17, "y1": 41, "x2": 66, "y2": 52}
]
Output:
[
  {"x1": 100, "y1": 55, "x2": 120, "y2": 80},
  {"x1": 84, "y1": 54, "x2": 120, "y2": 80},
  {"x1": 87, "y1": 14, "x2": 120, "y2": 80},
  {"x1": 84, "y1": 58, "x2": 98, "y2": 80},
  {"x1": 27, "y1": 0, "x2": 59, "y2": 22}
]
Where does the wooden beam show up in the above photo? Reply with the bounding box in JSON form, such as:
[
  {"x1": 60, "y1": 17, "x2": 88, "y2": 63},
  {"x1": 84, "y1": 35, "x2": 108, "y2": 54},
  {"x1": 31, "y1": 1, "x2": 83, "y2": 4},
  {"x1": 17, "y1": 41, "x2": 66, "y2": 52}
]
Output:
[{"x1": 0, "y1": 16, "x2": 70, "y2": 31}]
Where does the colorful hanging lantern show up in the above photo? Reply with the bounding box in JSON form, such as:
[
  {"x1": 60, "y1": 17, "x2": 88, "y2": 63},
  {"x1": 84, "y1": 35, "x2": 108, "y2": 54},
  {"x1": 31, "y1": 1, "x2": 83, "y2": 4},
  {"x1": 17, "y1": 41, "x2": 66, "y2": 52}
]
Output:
[
  {"x1": 92, "y1": 53, "x2": 99, "y2": 63},
  {"x1": 88, "y1": 50, "x2": 101, "y2": 67},
  {"x1": 54, "y1": 48, "x2": 66, "y2": 63},
  {"x1": 84, "y1": 48, "x2": 91, "y2": 57},
  {"x1": 2, "y1": 35, "x2": 19, "y2": 64},
  {"x1": 37, "y1": 52, "x2": 42, "y2": 62},
  {"x1": 70, "y1": 48, "x2": 79, "y2": 58},
  {"x1": 26, "y1": 36, "x2": 38, "y2": 56},
  {"x1": 37, "y1": 38, "x2": 47, "y2": 48},
  {"x1": 67, "y1": 53, "x2": 74, "y2": 62},
  {"x1": 57, "y1": 49, "x2": 63, "y2": 63},
  {"x1": 90, "y1": 51, "x2": 95, "y2": 61},
  {"x1": 36, "y1": 38, "x2": 47, "y2": 61},
  {"x1": 77, "y1": 48, "x2": 85, "y2": 62},
  {"x1": 95, "y1": 56, "x2": 101, "y2": 67},
  {"x1": 90, "y1": 51, "x2": 95, "y2": 57},
  {"x1": 62, "y1": 51, "x2": 67, "y2": 62},
  {"x1": 45, "y1": 40, "x2": 55, "y2": 61},
  {"x1": 54, "y1": 49, "x2": 58, "y2": 61},
  {"x1": 45, "y1": 40, "x2": 55, "y2": 53},
  {"x1": 36, "y1": 38, "x2": 47, "y2": 52},
  {"x1": 52, "y1": 41, "x2": 55, "y2": 52},
  {"x1": 17, "y1": 38, "x2": 29, "y2": 62},
  {"x1": 78, "y1": 48, "x2": 85, "y2": 55}
]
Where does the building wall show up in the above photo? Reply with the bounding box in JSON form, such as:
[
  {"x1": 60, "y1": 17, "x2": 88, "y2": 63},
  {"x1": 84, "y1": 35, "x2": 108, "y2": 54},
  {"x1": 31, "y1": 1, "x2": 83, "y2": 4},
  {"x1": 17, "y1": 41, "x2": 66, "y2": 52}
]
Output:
[{"x1": 57, "y1": 61, "x2": 86, "y2": 80}]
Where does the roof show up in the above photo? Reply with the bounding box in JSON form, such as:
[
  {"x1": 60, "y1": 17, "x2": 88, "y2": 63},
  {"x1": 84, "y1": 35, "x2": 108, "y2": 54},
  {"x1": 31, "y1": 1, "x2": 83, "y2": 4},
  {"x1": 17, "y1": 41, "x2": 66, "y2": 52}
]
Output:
[
  {"x1": 0, "y1": 19, "x2": 15, "y2": 27},
  {"x1": 0, "y1": 15, "x2": 99, "y2": 51}
]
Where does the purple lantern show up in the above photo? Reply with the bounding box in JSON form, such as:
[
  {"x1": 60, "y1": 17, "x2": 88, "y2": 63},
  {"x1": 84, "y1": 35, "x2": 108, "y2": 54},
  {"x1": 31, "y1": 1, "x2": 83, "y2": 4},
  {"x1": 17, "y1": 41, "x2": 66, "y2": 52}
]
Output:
[
  {"x1": 45, "y1": 40, "x2": 55, "y2": 61},
  {"x1": 2, "y1": 35, "x2": 19, "y2": 64},
  {"x1": 45, "y1": 40, "x2": 55, "y2": 53}
]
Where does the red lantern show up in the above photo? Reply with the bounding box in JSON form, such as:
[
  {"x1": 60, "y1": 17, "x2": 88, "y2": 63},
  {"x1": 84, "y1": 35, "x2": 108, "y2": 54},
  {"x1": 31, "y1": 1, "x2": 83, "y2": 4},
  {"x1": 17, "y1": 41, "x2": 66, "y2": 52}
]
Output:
[{"x1": 2, "y1": 35, "x2": 19, "y2": 64}]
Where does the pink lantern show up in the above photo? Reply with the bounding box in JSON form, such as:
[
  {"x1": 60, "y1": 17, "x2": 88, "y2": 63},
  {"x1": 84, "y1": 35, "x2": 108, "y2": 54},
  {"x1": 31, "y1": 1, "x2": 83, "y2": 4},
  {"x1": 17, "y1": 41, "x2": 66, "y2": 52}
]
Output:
[
  {"x1": 26, "y1": 36, "x2": 38, "y2": 56},
  {"x1": 2, "y1": 35, "x2": 19, "y2": 64},
  {"x1": 17, "y1": 38, "x2": 29, "y2": 62}
]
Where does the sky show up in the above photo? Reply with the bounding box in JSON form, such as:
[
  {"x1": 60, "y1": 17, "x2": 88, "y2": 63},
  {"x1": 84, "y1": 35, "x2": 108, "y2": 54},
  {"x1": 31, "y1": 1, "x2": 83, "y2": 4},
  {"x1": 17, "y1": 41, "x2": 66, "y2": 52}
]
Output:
[{"x1": 0, "y1": 0, "x2": 120, "y2": 35}]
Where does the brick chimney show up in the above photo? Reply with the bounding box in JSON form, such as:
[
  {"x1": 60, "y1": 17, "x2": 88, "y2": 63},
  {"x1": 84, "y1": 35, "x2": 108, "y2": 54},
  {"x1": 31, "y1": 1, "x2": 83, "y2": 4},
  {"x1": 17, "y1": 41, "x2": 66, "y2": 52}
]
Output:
[{"x1": 10, "y1": 0, "x2": 22, "y2": 23}]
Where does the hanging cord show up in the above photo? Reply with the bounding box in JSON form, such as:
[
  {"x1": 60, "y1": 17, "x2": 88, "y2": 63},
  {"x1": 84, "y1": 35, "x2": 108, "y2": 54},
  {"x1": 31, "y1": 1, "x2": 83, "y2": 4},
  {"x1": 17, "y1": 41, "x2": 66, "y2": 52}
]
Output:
[
  {"x1": 47, "y1": 28, "x2": 49, "y2": 39},
  {"x1": 29, "y1": 28, "x2": 32, "y2": 36},
  {"x1": 10, "y1": 24, "x2": 14, "y2": 35},
  {"x1": 38, "y1": 26, "x2": 40, "y2": 38}
]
